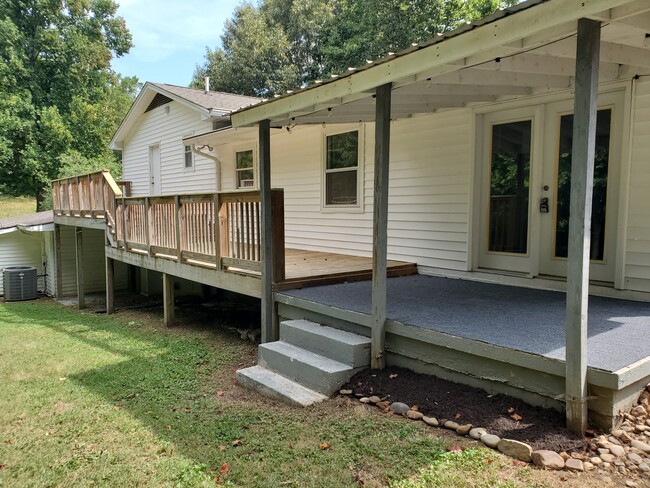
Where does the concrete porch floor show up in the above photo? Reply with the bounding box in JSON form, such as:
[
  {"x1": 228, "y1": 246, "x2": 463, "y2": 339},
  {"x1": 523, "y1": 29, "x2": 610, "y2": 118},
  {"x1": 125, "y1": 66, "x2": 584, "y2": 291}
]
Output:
[{"x1": 279, "y1": 274, "x2": 650, "y2": 373}]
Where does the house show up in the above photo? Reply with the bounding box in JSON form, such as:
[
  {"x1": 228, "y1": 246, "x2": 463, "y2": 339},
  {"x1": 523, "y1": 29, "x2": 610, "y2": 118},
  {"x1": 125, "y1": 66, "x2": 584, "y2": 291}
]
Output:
[
  {"x1": 0, "y1": 211, "x2": 55, "y2": 297},
  {"x1": 52, "y1": 0, "x2": 650, "y2": 433}
]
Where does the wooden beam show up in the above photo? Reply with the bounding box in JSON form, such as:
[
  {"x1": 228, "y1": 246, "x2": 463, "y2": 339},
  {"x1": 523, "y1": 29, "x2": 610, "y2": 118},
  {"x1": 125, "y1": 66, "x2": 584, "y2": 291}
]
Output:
[
  {"x1": 163, "y1": 272, "x2": 175, "y2": 327},
  {"x1": 371, "y1": 83, "x2": 392, "y2": 370},
  {"x1": 105, "y1": 256, "x2": 114, "y2": 314},
  {"x1": 565, "y1": 17, "x2": 600, "y2": 436},
  {"x1": 259, "y1": 119, "x2": 276, "y2": 342},
  {"x1": 75, "y1": 227, "x2": 85, "y2": 309},
  {"x1": 54, "y1": 224, "x2": 63, "y2": 298}
]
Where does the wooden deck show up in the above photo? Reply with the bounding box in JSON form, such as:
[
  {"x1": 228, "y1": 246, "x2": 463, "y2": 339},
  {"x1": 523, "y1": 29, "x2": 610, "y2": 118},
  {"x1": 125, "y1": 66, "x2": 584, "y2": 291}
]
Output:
[{"x1": 279, "y1": 249, "x2": 417, "y2": 290}]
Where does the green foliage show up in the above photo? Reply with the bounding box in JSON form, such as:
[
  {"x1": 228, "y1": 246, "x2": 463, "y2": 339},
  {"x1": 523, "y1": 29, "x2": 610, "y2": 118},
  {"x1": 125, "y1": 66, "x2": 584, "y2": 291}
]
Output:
[
  {"x1": 0, "y1": 0, "x2": 136, "y2": 209},
  {"x1": 193, "y1": 0, "x2": 522, "y2": 96}
]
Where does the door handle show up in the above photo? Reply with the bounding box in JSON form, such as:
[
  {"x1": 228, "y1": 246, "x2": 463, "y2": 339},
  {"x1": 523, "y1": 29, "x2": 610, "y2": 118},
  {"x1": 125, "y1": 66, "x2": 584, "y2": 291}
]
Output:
[{"x1": 540, "y1": 197, "x2": 549, "y2": 213}]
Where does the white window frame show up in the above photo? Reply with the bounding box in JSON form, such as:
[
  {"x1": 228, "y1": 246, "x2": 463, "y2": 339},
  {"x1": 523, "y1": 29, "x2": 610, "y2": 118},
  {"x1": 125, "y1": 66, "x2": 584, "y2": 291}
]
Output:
[
  {"x1": 234, "y1": 144, "x2": 257, "y2": 190},
  {"x1": 183, "y1": 133, "x2": 194, "y2": 171},
  {"x1": 321, "y1": 126, "x2": 364, "y2": 212}
]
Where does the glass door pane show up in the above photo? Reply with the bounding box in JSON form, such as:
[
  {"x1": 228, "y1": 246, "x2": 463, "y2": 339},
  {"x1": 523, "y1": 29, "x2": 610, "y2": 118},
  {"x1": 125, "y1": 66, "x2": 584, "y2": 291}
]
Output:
[
  {"x1": 554, "y1": 109, "x2": 611, "y2": 260},
  {"x1": 488, "y1": 120, "x2": 532, "y2": 254}
]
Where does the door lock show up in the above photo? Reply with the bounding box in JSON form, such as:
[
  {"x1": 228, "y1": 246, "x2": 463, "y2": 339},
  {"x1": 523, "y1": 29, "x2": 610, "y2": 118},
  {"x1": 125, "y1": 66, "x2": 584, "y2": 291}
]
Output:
[{"x1": 540, "y1": 197, "x2": 549, "y2": 213}]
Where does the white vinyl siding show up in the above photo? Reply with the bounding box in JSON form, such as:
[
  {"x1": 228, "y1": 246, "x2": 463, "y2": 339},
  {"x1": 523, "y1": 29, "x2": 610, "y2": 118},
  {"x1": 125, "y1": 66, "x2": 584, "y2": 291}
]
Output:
[
  {"x1": 0, "y1": 231, "x2": 47, "y2": 296},
  {"x1": 58, "y1": 227, "x2": 128, "y2": 297},
  {"x1": 624, "y1": 79, "x2": 650, "y2": 292},
  {"x1": 122, "y1": 101, "x2": 215, "y2": 196},
  {"x1": 219, "y1": 110, "x2": 471, "y2": 272}
]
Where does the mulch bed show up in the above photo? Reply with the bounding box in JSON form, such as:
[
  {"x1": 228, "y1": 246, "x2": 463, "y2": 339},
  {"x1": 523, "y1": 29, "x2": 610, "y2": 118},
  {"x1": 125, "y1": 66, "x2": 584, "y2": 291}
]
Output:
[{"x1": 343, "y1": 367, "x2": 588, "y2": 453}]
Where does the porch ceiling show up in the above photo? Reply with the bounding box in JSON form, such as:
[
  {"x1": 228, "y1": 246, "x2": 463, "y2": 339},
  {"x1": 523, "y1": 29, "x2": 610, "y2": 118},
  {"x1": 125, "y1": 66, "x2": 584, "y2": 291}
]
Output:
[{"x1": 231, "y1": 0, "x2": 650, "y2": 128}]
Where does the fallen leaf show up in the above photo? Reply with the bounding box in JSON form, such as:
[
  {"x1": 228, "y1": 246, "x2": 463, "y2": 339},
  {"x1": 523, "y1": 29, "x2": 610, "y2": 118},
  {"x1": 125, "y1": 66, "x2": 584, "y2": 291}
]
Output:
[
  {"x1": 356, "y1": 381, "x2": 363, "y2": 387},
  {"x1": 220, "y1": 463, "x2": 229, "y2": 475},
  {"x1": 216, "y1": 390, "x2": 224, "y2": 396},
  {"x1": 319, "y1": 442, "x2": 331, "y2": 450},
  {"x1": 184, "y1": 407, "x2": 192, "y2": 413},
  {"x1": 512, "y1": 459, "x2": 527, "y2": 467},
  {"x1": 454, "y1": 413, "x2": 462, "y2": 420},
  {"x1": 215, "y1": 409, "x2": 222, "y2": 415},
  {"x1": 17, "y1": 413, "x2": 27, "y2": 420},
  {"x1": 232, "y1": 439, "x2": 242, "y2": 447},
  {"x1": 510, "y1": 413, "x2": 523, "y2": 422},
  {"x1": 388, "y1": 373, "x2": 398, "y2": 379},
  {"x1": 59, "y1": 377, "x2": 67, "y2": 381},
  {"x1": 114, "y1": 405, "x2": 122, "y2": 411},
  {"x1": 507, "y1": 407, "x2": 515, "y2": 414},
  {"x1": 126, "y1": 393, "x2": 136, "y2": 399},
  {"x1": 218, "y1": 445, "x2": 227, "y2": 452},
  {"x1": 146, "y1": 410, "x2": 153, "y2": 414},
  {"x1": 3, "y1": 440, "x2": 12, "y2": 445},
  {"x1": 411, "y1": 405, "x2": 419, "y2": 412},
  {"x1": 446, "y1": 444, "x2": 462, "y2": 454},
  {"x1": 165, "y1": 425, "x2": 172, "y2": 431}
]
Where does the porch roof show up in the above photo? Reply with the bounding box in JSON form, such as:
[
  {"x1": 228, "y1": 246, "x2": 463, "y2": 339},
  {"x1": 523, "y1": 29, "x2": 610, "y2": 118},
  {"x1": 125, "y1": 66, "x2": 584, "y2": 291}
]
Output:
[
  {"x1": 279, "y1": 274, "x2": 650, "y2": 376},
  {"x1": 230, "y1": 0, "x2": 650, "y2": 127}
]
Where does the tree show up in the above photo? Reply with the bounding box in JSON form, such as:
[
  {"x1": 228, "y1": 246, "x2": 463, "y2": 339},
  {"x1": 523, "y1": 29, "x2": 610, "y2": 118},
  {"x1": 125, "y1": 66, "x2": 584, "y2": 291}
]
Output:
[
  {"x1": 0, "y1": 0, "x2": 133, "y2": 210},
  {"x1": 192, "y1": 3, "x2": 299, "y2": 97}
]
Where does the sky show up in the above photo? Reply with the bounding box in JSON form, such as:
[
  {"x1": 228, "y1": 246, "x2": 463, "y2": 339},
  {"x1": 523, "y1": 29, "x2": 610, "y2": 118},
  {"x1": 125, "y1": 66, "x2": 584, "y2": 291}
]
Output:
[{"x1": 111, "y1": 0, "x2": 241, "y2": 87}]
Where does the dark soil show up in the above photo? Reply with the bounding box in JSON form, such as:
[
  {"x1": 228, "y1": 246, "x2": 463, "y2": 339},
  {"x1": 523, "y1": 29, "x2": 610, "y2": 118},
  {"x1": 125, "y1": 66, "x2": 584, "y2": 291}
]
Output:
[{"x1": 343, "y1": 367, "x2": 588, "y2": 453}]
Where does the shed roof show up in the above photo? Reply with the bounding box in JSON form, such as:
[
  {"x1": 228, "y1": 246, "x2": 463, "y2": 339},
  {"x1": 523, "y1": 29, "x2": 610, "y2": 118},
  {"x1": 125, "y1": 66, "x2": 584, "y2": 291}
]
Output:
[{"x1": 0, "y1": 211, "x2": 54, "y2": 234}]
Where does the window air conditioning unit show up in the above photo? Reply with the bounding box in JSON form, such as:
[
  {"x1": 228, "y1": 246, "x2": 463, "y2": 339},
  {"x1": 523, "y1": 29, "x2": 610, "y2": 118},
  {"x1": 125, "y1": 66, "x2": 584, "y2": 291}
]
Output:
[{"x1": 3, "y1": 266, "x2": 38, "y2": 301}]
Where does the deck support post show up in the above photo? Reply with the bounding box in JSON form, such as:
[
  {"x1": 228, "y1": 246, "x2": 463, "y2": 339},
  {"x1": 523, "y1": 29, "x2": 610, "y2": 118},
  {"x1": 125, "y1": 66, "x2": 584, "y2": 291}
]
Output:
[
  {"x1": 74, "y1": 227, "x2": 85, "y2": 309},
  {"x1": 565, "y1": 18, "x2": 600, "y2": 435},
  {"x1": 54, "y1": 224, "x2": 63, "y2": 298},
  {"x1": 371, "y1": 83, "x2": 392, "y2": 369},
  {"x1": 163, "y1": 272, "x2": 175, "y2": 327},
  {"x1": 259, "y1": 119, "x2": 277, "y2": 343},
  {"x1": 105, "y1": 256, "x2": 115, "y2": 314}
]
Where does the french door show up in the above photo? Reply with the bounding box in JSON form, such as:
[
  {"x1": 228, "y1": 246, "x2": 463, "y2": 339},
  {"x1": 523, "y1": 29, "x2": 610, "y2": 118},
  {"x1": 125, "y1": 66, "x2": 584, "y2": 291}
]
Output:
[{"x1": 478, "y1": 91, "x2": 623, "y2": 282}]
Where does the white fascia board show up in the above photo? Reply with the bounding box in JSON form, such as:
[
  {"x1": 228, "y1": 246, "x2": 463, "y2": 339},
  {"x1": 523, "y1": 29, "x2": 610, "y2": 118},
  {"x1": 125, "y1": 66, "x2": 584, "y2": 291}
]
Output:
[
  {"x1": 230, "y1": 0, "x2": 637, "y2": 128},
  {"x1": 0, "y1": 223, "x2": 53, "y2": 236}
]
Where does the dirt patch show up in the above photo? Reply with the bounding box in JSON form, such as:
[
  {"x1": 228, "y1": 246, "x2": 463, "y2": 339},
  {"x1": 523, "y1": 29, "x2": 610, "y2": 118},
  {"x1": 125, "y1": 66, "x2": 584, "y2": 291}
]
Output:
[{"x1": 344, "y1": 367, "x2": 587, "y2": 453}]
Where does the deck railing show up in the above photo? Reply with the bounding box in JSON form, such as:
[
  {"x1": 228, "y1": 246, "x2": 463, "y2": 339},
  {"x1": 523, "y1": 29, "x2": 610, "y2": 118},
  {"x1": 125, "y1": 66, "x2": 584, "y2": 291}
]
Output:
[
  {"x1": 115, "y1": 190, "x2": 285, "y2": 279},
  {"x1": 52, "y1": 170, "x2": 124, "y2": 220}
]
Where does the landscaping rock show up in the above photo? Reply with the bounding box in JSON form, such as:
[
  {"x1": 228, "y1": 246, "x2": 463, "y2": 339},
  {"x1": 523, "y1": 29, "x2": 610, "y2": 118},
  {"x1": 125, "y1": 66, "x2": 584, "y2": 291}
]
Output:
[
  {"x1": 631, "y1": 440, "x2": 650, "y2": 453},
  {"x1": 611, "y1": 430, "x2": 625, "y2": 438},
  {"x1": 531, "y1": 450, "x2": 565, "y2": 470},
  {"x1": 631, "y1": 405, "x2": 647, "y2": 417},
  {"x1": 469, "y1": 427, "x2": 487, "y2": 440},
  {"x1": 628, "y1": 452, "x2": 643, "y2": 465},
  {"x1": 497, "y1": 439, "x2": 532, "y2": 463},
  {"x1": 590, "y1": 456, "x2": 602, "y2": 465},
  {"x1": 405, "y1": 410, "x2": 423, "y2": 420},
  {"x1": 422, "y1": 416, "x2": 438, "y2": 427},
  {"x1": 456, "y1": 424, "x2": 472, "y2": 435},
  {"x1": 600, "y1": 453, "x2": 617, "y2": 463},
  {"x1": 639, "y1": 463, "x2": 649, "y2": 472},
  {"x1": 376, "y1": 401, "x2": 391, "y2": 410},
  {"x1": 443, "y1": 421, "x2": 460, "y2": 430},
  {"x1": 340, "y1": 389, "x2": 353, "y2": 395},
  {"x1": 359, "y1": 397, "x2": 370, "y2": 404},
  {"x1": 565, "y1": 458, "x2": 584, "y2": 472},
  {"x1": 368, "y1": 396, "x2": 381, "y2": 404},
  {"x1": 389, "y1": 402, "x2": 409, "y2": 415},
  {"x1": 583, "y1": 461, "x2": 594, "y2": 471},
  {"x1": 480, "y1": 434, "x2": 500, "y2": 449},
  {"x1": 610, "y1": 445, "x2": 625, "y2": 457}
]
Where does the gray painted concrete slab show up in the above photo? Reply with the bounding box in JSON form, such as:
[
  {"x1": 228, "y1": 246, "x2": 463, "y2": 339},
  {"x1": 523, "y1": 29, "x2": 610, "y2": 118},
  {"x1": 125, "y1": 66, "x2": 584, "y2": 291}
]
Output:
[{"x1": 279, "y1": 275, "x2": 650, "y2": 372}]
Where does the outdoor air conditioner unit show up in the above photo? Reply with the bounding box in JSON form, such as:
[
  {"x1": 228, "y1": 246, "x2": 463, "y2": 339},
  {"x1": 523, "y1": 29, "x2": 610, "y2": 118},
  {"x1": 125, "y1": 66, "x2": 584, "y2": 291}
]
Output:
[{"x1": 3, "y1": 266, "x2": 38, "y2": 302}]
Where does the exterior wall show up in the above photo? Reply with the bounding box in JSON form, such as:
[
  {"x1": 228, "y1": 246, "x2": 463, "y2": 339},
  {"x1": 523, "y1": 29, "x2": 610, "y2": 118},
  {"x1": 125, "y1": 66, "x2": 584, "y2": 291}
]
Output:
[
  {"x1": 624, "y1": 78, "x2": 650, "y2": 292},
  {"x1": 59, "y1": 227, "x2": 128, "y2": 297},
  {"x1": 0, "y1": 231, "x2": 48, "y2": 295},
  {"x1": 43, "y1": 232, "x2": 55, "y2": 295},
  {"x1": 218, "y1": 110, "x2": 471, "y2": 272},
  {"x1": 121, "y1": 100, "x2": 216, "y2": 196}
]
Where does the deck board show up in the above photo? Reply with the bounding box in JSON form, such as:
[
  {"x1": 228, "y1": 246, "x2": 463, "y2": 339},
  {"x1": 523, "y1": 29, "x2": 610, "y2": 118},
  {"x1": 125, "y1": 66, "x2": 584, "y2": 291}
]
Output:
[{"x1": 278, "y1": 249, "x2": 416, "y2": 290}]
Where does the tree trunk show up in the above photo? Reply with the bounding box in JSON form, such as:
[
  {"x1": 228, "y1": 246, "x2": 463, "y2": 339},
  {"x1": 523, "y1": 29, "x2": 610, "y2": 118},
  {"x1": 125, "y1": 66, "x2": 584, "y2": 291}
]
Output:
[{"x1": 35, "y1": 184, "x2": 46, "y2": 212}]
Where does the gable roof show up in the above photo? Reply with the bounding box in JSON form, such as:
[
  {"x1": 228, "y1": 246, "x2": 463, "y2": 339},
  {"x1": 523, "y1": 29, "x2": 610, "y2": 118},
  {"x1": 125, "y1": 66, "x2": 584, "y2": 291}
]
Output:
[
  {"x1": 231, "y1": 0, "x2": 650, "y2": 127},
  {"x1": 110, "y1": 82, "x2": 262, "y2": 149}
]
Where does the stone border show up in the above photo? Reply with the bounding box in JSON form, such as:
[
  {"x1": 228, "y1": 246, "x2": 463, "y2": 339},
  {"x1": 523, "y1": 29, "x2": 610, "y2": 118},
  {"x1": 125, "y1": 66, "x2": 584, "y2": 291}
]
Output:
[{"x1": 340, "y1": 384, "x2": 650, "y2": 485}]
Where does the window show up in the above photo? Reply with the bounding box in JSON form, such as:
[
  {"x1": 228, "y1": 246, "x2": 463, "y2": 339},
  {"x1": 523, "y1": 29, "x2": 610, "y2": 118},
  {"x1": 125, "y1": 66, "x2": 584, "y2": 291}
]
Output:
[
  {"x1": 324, "y1": 130, "x2": 359, "y2": 207},
  {"x1": 184, "y1": 144, "x2": 194, "y2": 168},
  {"x1": 236, "y1": 149, "x2": 255, "y2": 188}
]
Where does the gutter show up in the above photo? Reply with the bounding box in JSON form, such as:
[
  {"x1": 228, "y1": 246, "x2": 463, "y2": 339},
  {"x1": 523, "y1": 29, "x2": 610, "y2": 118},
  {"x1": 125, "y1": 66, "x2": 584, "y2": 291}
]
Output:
[{"x1": 190, "y1": 144, "x2": 223, "y2": 191}]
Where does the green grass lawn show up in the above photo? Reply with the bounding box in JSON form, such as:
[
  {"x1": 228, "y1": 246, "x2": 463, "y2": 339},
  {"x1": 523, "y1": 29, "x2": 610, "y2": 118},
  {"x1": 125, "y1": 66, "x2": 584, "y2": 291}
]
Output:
[
  {"x1": 0, "y1": 196, "x2": 37, "y2": 219},
  {"x1": 0, "y1": 299, "x2": 575, "y2": 487}
]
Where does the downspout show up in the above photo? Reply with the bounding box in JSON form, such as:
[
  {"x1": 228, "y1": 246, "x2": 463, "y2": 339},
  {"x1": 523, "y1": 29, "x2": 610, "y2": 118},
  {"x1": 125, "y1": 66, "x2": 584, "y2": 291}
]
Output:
[{"x1": 191, "y1": 144, "x2": 222, "y2": 191}]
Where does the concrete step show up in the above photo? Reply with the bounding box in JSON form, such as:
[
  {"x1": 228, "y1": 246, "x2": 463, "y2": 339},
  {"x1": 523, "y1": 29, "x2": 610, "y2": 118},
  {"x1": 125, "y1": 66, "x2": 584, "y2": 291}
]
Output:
[
  {"x1": 280, "y1": 319, "x2": 370, "y2": 367},
  {"x1": 236, "y1": 365, "x2": 328, "y2": 407},
  {"x1": 258, "y1": 341, "x2": 355, "y2": 396}
]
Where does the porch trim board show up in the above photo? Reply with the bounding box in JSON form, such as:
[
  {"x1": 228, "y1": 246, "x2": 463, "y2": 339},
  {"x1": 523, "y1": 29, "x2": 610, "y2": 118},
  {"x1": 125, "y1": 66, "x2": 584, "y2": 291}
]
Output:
[{"x1": 54, "y1": 215, "x2": 106, "y2": 231}]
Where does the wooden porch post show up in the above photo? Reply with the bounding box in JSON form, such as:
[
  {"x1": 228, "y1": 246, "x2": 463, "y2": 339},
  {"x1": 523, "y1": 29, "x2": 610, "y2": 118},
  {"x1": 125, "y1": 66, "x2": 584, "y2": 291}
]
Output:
[
  {"x1": 74, "y1": 227, "x2": 85, "y2": 309},
  {"x1": 371, "y1": 83, "x2": 392, "y2": 369},
  {"x1": 565, "y1": 18, "x2": 600, "y2": 435},
  {"x1": 105, "y1": 256, "x2": 115, "y2": 314},
  {"x1": 54, "y1": 224, "x2": 63, "y2": 298},
  {"x1": 259, "y1": 119, "x2": 277, "y2": 343},
  {"x1": 163, "y1": 272, "x2": 175, "y2": 327}
]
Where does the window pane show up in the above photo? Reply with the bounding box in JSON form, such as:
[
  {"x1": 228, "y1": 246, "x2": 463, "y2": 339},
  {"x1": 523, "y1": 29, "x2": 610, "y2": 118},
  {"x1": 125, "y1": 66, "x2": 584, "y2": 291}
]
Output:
[
  {"x1": 488, "y1": 120, "x2": 531, "y2": 254},
  {"x1": 326, "y1": 170, "x2": 357, "y2": 205},
  {"x1": 236, "y1": 150, "x2": 253, "y2": 169},
  {"x1": 554, "y1": 109, "x2": 611, "y2": 260},
  {"x1": 237, "y1": 169, "x2": 254, "y2": 188},
  {"x1": 184, "y1": 146, "x2": 192, "y2": 168},
  {"x1": 326, "y1": 131, "x2": 358, "y2": 169}
]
